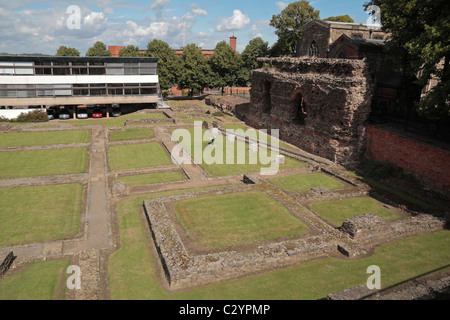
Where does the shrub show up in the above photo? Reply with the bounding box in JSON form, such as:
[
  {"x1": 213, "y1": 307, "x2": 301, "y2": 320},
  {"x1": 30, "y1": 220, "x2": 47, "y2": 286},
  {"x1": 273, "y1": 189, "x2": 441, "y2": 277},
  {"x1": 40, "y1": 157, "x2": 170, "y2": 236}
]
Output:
[
  {"x1": 212, "y1": 111, "x2": 224, "y2": 117},
  {"x1": 15, "y1": 110, "x2": 48, "y2": 123}
]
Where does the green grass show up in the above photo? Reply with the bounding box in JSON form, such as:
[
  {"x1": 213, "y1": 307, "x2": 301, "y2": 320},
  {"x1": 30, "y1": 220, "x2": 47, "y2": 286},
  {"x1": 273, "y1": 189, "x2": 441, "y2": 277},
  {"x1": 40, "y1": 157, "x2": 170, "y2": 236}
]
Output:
[
  {"x1": 0, "y1": 130, "x2": 91, "y2": 147},
  {"x1": 0, "y1": 259, "x2": 71, "y2": 300},
  {"x1": 176, "y1": 128, "x2": 307, "y2": 177},
  {"x1": 0, "y1": 184, "x2": 84, "y2": 247},
  {"x1": 67, "y1": 113, "x2": 167, "y2": 128},
  {"x1": 310, "y1": 197, "x2": 404, "y2": 227},
  {"x1": 223, "y1": 125, "x2": 297, "y2": 150},
  {"x1": 270, "y1": 173, "x2": 345, "y2": 193},
  {"x1": 109, "y1": 128, "x2": 155, "y2": 141},
  {"x1": 175, "y1": 191, "x2": 308, "y2": 249},
  {"x1": 108, "y1": 190, "x2": 450, "y2": 300},
  {"x1": 0, "y1": 147, "x2": 87, "y2": 179},
  {"x1": 108, "y1": 143, "x2": 173, "y2": 171},
  {"x1": 346, "y1": 171, "x2": 434, "y2": 211},
  {"x1": 116, "y1": 171, "x2": 184, "y2": 187}
]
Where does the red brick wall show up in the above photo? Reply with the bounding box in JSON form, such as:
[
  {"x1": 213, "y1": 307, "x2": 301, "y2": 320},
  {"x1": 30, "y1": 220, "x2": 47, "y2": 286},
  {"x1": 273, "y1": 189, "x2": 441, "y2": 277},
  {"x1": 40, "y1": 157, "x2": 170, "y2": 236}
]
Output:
[{"x1": 366, "y1": 125, "x2": 450, "y2": 194}]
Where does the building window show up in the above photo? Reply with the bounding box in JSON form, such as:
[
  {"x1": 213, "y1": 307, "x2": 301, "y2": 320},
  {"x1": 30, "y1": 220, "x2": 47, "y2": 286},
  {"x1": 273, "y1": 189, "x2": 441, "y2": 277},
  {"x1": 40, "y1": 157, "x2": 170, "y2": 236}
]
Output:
[
  {"x1": 351, "y1": 33, "x2": 363, "y2": 39},
  {"x1": 308, "y1": 41, "x2": 320, "y2": 57}
]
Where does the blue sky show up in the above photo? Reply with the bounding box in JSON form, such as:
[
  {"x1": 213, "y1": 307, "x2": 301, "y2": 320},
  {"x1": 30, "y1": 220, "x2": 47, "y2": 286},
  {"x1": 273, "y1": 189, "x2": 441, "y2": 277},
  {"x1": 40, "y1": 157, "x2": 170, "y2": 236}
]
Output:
[{"x1": 0, "y1": 0, "x2": 372, "y2": 55}]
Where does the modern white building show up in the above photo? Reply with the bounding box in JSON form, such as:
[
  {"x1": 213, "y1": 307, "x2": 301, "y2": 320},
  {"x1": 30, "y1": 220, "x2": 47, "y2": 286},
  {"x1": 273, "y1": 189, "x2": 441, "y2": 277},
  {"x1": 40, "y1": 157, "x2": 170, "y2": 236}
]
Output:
[{"x1": 0, "y1": 56, "x2": 159, "y2": 116}]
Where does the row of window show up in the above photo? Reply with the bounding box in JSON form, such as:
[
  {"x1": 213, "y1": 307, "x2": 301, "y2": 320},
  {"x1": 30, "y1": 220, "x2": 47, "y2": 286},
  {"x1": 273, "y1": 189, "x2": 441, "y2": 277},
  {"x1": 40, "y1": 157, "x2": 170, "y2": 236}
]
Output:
[
  {"x1": 0, "y1": 62, "x2": 157, "y2": 76},
  {"x1": 0, "y1": 83, "x2": 158, "y2": 98}
]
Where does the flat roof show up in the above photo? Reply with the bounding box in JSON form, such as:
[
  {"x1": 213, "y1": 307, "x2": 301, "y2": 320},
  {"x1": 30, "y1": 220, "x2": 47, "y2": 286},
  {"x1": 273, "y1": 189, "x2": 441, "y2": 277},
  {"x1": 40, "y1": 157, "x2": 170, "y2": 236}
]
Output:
[{"x1": 0, "y1": 55, "x2": 158, "y2": 64}]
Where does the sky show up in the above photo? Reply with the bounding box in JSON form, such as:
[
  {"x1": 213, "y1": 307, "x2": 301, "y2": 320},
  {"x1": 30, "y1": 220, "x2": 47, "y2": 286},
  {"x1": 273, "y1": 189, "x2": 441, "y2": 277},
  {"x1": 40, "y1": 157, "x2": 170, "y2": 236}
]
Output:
[{"x1": 0, "y1": 0, "x2": 373, "y2": 55}]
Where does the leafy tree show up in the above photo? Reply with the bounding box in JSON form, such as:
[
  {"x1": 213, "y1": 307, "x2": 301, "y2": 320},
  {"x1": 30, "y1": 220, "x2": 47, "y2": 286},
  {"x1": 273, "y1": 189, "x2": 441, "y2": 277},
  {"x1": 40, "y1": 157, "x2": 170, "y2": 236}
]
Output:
[
  {"x1": 365, "y1": 0, "x2": 450, "y2": 119},
  {"x1": 86, "y1": 41, "x2": 112, "y2": 57},
  {"x1": 178, "y1": 44, "x2": 213, "y2": 97},
  {"x1": 146, "y1": 39, "x2": 181, "y2": 91},
  {"x1": 269, "y1": 0, "x2": 320, "y2": 56},
  {"x1": 208, "y1": 41, "x2": 244, "y2": 93},
  {"x1": 55, "y1": 46, "x2": 80, "y2": 57},
  {"x1": 119, "y1": 45, "x2": 143, "y2": 57},
  {"x1": 323, "y1": 15, "x2": 354, "y2": 23},
  {"x1": 241, "y1": 37, "x2": 269, "y2": 70}
]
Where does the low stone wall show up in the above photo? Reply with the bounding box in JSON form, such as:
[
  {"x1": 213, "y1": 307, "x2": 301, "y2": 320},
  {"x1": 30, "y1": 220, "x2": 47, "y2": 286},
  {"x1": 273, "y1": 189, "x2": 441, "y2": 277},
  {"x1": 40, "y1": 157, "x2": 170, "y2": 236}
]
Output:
[
  {"x1": 0, "y1": 251, "x2": 14, "y2": 277},
  {"x1": 327, "y1": 273, "x2": 450, "y2": 300},
  {"x1": 339, "y1": 214, "x2": 445, "y2": 246},
  {"x1": 143, "y1": 185, "x2": 340, "y2": 291},
  {"x1": 124, "y1": 118, "x2": 175, "y2": 126}
]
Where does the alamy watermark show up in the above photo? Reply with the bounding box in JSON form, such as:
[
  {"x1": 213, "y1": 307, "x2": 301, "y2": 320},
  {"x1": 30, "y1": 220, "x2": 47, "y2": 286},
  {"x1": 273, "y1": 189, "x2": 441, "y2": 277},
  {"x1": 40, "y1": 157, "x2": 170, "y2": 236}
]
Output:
[
  {"x1": 66, "y1": 5, "x2": 81, "y2": 30},
  {"x1": 366, "y1": 265, "x2": 381, "y2": 290},
  {"x1": 171, "y1": 123, "x2": 282, "y2": 175},
  {"x1": 66, "y1": 265, "x2": 81, "y2": 290}
]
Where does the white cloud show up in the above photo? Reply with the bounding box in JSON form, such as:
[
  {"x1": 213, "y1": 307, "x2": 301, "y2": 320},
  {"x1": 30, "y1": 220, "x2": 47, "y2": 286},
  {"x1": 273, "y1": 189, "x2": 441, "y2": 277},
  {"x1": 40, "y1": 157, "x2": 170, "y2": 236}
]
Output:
[
  {"x1": 149, "y1": 0, "x2": 171, "y2": 11},
  {"x1": 275, "y1": 2, "x2": 289, "y2": 10},
  {"x1": 215, "y1": 10, "x2": 250, "y2": 32},
  {"x1": 192, "y1": 8, "x2": 207, "y2": 16}
]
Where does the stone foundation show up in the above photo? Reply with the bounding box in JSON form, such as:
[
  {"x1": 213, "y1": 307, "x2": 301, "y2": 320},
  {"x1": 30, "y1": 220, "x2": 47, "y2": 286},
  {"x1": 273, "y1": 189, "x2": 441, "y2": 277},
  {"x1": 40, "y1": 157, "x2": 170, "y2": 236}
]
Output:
[{"x1": 0, "y1": 251, "x2": 14, "y2": 277}]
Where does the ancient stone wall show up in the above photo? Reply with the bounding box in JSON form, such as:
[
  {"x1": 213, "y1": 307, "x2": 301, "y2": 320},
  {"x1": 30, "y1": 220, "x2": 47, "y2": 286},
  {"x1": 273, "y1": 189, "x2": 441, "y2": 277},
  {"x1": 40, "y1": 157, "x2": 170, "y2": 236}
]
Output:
[
  {"x1": 246, "y1": 57, "x2": 373, "y2": 166},
  {"x1": 0, "y1": 251, "x2": 14, "y2": 277},
  {"x1": 366, "y1": 125, "x2": 450, "y2": 195}
]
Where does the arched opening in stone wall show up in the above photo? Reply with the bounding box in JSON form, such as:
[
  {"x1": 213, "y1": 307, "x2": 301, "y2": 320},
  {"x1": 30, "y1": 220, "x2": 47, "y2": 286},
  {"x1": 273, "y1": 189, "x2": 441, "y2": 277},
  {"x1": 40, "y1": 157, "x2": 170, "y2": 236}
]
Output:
[
  {"x1": 308, "y1": 41, "x2": 319, "y2": 57},
  {"x1": 335, "y1": 49, "x2": 346, "y2": 59},
  {"x1": 263, "y1": 80, "x2": 272, "y2": 114},
  {"x1": 294, "y1": 92, "x2": 306, "y2": 125}
]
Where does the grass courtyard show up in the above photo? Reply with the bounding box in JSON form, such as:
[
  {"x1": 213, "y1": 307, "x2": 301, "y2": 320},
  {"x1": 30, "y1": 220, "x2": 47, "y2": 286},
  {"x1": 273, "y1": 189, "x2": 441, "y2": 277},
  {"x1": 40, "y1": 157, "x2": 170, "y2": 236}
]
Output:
[
  {"x1": 116, "y1": 171, "x2": 185, "y2": 187},
  {"x1": 0, "y1": 147, "x2": 88, "y2": 179},
  {"x1": 310, "y1": 197, "x2": 404, "y2": 227},
  {"x1": 175, "y1": 128, "x2": 307, "y2": 177},
  {"x1": 174, "y1": 191, "x2": 308, "y2": 249},
  {"x1": 269, "y1": 173, "x2": 345, "y2": 193},
  {"x1": 0, "y1": 130, "x2": 91, "y2": 147},
  {"x1": 0, "y1": 184, "x2": 84, "y2": 247},
  {"x1": 109, "y1": 128, "x2": 155, "y2": 142},
  {"x1": 107, "y1": 190, "x2": 450, "y2": 300},
  {"x1": 108, "y1": 142, "x2": 173, "y2": 171}
]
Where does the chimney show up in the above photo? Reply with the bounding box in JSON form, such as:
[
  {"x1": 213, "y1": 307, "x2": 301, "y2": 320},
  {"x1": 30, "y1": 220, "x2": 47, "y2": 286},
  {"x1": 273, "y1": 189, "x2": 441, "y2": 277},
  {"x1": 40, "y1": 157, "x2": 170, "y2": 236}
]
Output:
[{"x1": 229, "y1": 36, "x2": 237, "y2": 52}]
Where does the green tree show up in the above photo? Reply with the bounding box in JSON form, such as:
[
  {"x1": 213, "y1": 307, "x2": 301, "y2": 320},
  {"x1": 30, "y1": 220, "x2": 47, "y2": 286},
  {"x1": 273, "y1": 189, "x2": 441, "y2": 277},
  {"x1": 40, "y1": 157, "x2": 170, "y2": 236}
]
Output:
[
  {"x1": 178, "y1": 44, "x2": 213, "y2": 97},
  {"x1": 86, "y1": 41, "x2": 112, "y2": 57},
  {"x1": 119, "y1": 45, "x2": 143, "y2": 57},
  {"x1": 55, "y1": 46, "x2": 80, "y2": 57},
  {"x1": 241, "y1": 37, "x2": 269, "y2": 70},
  {"x1": 323, "y1": 15, "x2": 354, "y2": 23},
  {"x1": 269, "y1": 0, "x2": 320, "y2": 56},
  {"x1": 146, "y1": 39, "x2": 181, "y2": 91},
  {"x1": 208, "y1": 41, "x2": 244, "y2": 93},
  {"x1": 365, "y1": 0, "x2": 450, "y2": 119}
]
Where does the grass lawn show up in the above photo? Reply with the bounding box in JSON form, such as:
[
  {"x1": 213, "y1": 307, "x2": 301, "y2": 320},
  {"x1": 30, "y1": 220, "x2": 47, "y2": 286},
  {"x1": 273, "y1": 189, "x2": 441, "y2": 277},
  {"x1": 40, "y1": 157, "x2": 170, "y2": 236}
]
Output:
[
  {"x1": 116, "y1": 171, "x2": 184, "y2": 187},
  {"x1": 269, "y1": 173, "x2": 345, "y2": 193},
  {"x1": 310, "y1": 197, "x2": 404, "y2": 227},
  {"x1": 175, "y1": 128, "x2": 307, "y2": 177},
  {"x1": 108, "y1": 190, "x2": 450, "y2": 300},
  {"x1": 0, "y1": 147, "x2": 87, "y2": 179},
  {"x1": 174, "y1": 191, "x2": 308, "y2": 249},
  {"x1": 109, "y1": 128, "x2": 155, "y2": 142},
  {"x1": 108, "y1": 143, "x2": 173, "y2": 171},
  {"x1": 0, "y1": 130, "x2": 91, "y2": 147},
  {"x1": 67, "y1": 113, "x2": 167, "y2": 128},
  {"x1": 0, "y1": 184, "x2": 84, "y2": 247},
  {"x1": 223, "y1": 125, "x2": 297, "y2": 150},
  {"x1": 0, "y1": 259, "x2": 70, "y2": 300}
]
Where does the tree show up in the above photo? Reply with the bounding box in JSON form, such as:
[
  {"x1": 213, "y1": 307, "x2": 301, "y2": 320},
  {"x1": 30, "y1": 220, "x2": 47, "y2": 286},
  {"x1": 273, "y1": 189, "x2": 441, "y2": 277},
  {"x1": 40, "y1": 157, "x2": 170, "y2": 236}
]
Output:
[
  {"x1": 178, "y1": 44, "x2": 213, "y2": 97},
  {"x1": 208, "y1": 41, "x2": 243, "y2": 93},
  {"x1": 365, "y1": 0, "x2": 450, "y2": 120},
  {"x1": 269, "y1": 0, "x2": 320, "y2": 56},
  {"x1": 86, "y1": 41, "x2": 111, "y2": 57},
  {"x1": 146, "y1": 39, "x2": 181, "y2": 91},
  {"x1": 55, "y1": 46, "x2": 80, "y2": 57},
  {"x1": 323, "y1": 15, "x2": 354, "y2": 23},
  {"x1": 241, "y1": 37, "x2": 269, "y2": 70},
  {"x1": 119, "y1": 45, "x2": 142, "y2": 57}
]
